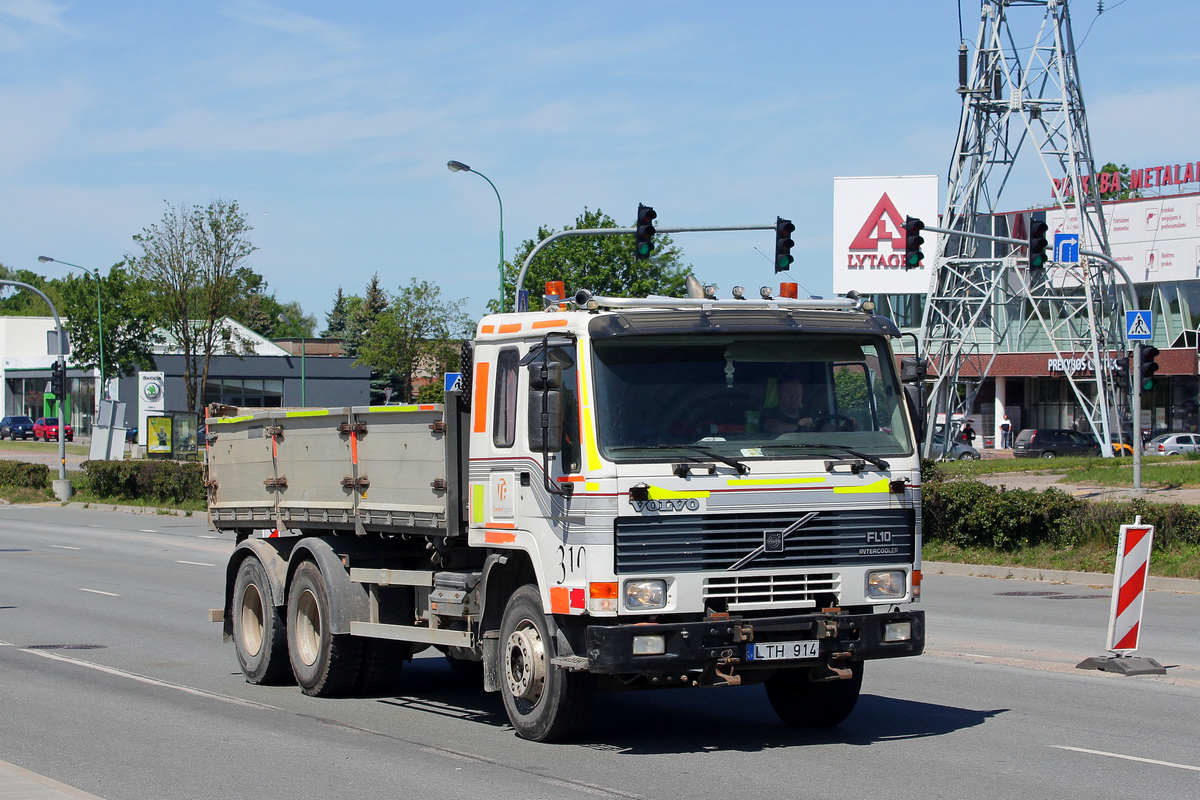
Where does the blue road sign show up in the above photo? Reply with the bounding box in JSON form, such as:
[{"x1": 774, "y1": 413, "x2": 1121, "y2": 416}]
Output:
[
  {"x1": 444, "y1": 372, "x2": 463, "y2": 392},
  {"x1": 1054, "y1": 233, "x2": 1080, "y2": 264},
  {"x1": 1125, "y1": 311, "x2": 1153, "y2": 341}
]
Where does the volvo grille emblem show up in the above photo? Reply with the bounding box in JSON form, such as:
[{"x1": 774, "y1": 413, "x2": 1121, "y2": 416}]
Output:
[{"x1": 728, "y1": 511, "x2": 818, "y2": 571}]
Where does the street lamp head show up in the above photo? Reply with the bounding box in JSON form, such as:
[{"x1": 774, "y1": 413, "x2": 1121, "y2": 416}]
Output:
[
  {"x1": 277, "y1": 313, "x2": 288, "y2": 324},
  {"x1": 447, "y1": 160, "x2": 471, "y2": 173},
  {"x1": 38, "y1": 256, "x2": 54, "y2": 263}
]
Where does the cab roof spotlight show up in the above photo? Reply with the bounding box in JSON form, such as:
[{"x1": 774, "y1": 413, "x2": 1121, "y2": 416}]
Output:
[
  {"x1": 731, "y1": 285, "x2": 746, "y2": 299},
  {"x1": 759, "y1": 286, "x2": 773, "y2": 300},
  {"x1": 703, "y1": 285, "x2": 718, "y2": 299}
]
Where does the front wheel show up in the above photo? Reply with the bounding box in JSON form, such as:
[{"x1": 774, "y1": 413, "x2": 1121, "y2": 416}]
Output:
[
  {"x1": 231, "y1": 556, "x2": 292, "y2": 685},
  {"x1": 287, "y1": 560, "x2": 363, "y2": 697},
  {"x1": 765, "y1": 662, "x2": 863, "y2": 728},
  {"x1": 499, "y1": 585, "x2": 594, "y2": 742}
]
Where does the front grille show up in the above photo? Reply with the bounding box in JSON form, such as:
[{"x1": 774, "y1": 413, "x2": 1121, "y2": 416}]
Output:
[
  {"x1": 614, "y1": 508, "x2": 914, "y2": 573},
  {"x1": 704, "y1": 573, "x2": 839, "y2": 611}
]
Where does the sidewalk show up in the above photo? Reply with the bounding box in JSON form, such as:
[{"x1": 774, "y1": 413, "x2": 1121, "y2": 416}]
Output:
[
  {"x1": 0, "y1": 759, "x2": 107, "y2": 800},
  {"x1": 975, "y1": 469, "x2": 1200, "y2": 504}
]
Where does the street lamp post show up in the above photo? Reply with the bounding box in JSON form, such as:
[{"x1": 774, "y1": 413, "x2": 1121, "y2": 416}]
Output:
[
  {"x1": 447, "y1": 160, "x2": 506, "y2": 313},
  {"x1": 278, "y1": 314, "x2": 306, "y2": 406},
  {"x1": 39, "y1": 256, "x2": 106, "y2": 400}
]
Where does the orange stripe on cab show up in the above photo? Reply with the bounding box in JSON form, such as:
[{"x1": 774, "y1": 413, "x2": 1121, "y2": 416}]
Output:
[
  {"x1": 484, "y1": 530, "x2": 517, "y2": 544},
  {"x1": 532, "y1": 318, "x2": 568, "y2": 329},
  {"x1": 473, "y1": 362, "x2": 490, "y2": 433},
  {"x1": 498, "y1": 323, "x2": 522, "y2": 333}
]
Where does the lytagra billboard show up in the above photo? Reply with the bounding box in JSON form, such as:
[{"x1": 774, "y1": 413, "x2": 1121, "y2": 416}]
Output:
[{"x1": 833, "y1": 175, "x2": 939, "y2": 295}]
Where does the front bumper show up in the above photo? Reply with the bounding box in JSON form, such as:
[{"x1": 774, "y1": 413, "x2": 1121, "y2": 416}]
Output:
[{"x1": 584, "y1": 609, "x2": 924, "y2": 675}]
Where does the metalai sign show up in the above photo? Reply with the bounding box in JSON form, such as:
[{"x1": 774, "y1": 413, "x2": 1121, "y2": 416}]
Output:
[{"x1": 833, "y1": 175, "x2": 939, "y2": 295}]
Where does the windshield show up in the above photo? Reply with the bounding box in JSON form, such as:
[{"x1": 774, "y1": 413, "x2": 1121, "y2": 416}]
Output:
[{"x1": 592, "y1": 333, "x2": 913, "y2": 461}]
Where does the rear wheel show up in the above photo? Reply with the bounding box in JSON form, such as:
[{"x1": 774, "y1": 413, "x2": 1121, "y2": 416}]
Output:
[
  {"x1": 287, "y1": 560, "x2": 363, "y2": 697},
  {"x1": 1041, "y1": 451, "x2": 1056, "y2": 458},
  {"x1": 231, "y1": 557, "x2": 292, "y2": 685},
  {"x1": 499, "y1": 585, "x2": 594, "y2": 742},
  {"x1": 355, "y1": 639, "x2": 410, "y2": 694},
  {"x1": 765, "y1": 662, "x2": 863, "y2": 728}
]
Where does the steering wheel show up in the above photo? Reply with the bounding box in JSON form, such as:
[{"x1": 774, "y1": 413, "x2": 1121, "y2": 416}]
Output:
[{"x1": 811, "y1": 414, "x2": 856, "y2": 433}]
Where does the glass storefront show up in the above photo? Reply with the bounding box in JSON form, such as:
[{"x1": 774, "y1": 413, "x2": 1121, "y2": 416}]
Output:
[{"x1": 4, "y1": 376, "x2": 96, "y2": 435}]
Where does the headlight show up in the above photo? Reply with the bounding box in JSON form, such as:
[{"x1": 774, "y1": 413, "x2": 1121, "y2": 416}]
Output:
[
  {"x1": 883, "y1": 621, "x2": 912, "y2": 642},
  {"x1": 632, "y1": 634, "x2": 666, "y2": 655},
  {"x1": 867, "y1": 570, "x2": 906, "y2": 600},
  {"x1": 624, "y1": 579, "x2": 667, "y2": 610}
]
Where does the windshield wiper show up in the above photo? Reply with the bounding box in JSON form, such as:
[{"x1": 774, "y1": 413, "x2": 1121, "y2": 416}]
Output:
[
  {"x1": 609, "y1": 444, "x2": 750, "y2": 474},
  {"x1": 762, "y1": 443, "x2": 890, "y2": 471}
]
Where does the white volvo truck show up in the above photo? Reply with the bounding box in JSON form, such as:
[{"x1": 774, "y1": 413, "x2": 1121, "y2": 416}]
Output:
[{"x1": 208, "y1": 283, "x2": 925, "y2": 741}]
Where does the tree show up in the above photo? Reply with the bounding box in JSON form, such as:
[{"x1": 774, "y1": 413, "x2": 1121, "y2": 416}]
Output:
[
  {"x1": 229, "y1": 268, "x2": 316, "y2": 339},
  {"x1": 0, "y1": 264, "x2": 62, "y2": 315},
  {"x1": 321, "y1": 288, "x2": 351, "y2": 339},
  {"x1": 342, "y1": 274, "x2": 389, "y2": 358},
  {"x1": 493, "y1": 207, "x2": 690, "y2": 312},
  {"x1": 129, "y1": 199, "x2": 257, "y2": 412},
  {"x1": 356, "y1": 279, "x2": 473, "y2": 404},
  {"x1": 57, "y1": 264, "x2": 162, "y2": 380}
]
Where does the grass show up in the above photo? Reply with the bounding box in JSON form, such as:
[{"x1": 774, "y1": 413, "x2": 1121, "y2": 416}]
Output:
[
  {"x1": 940, "y1": 453, "x2": 1200, "y2": 488},
  {"x1": 0, "y1": 438, "x2": 89, "y2": 456},
  {"x1": 924, "y1": 539, "x2": 1200, "y2": 580}
]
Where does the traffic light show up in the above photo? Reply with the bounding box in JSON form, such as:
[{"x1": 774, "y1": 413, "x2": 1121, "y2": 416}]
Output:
[
  {"x1": 1139, "y1": 344, "x2": 1160, "y2": 392},
  {"x1": 774, "y1": 217, "x2": 795, "y2": 272},
  {"x1": 1114, "y1": 353, "x2": 1130, "y2": 389},
  {"x1": 1028, "y1": 220, "x2": 1049, "y2": 269},
  {"x1": 903, "y1": 216, "x2": 925, "y2": 270},
  {"x1": 634, "y1": 204, "x2": 656, "y2": 260},
  {"x1": 49, "y1": 360, "x2": 65, "y2": 397}
]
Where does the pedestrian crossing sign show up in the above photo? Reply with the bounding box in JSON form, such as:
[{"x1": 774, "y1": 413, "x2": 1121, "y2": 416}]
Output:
[{"x1": 1125, "y1": 311, "x2": 1152, "y2": 340}]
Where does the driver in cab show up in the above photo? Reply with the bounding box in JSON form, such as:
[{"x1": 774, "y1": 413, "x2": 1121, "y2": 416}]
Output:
[{"x1": 761, "y1": 373, "x2": 820, "y2": 434}]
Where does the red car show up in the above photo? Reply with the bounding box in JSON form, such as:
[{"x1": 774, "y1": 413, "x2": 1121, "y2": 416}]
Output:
[{"x1": 33, "y1": 417, "x2": 74, "y2": 442}]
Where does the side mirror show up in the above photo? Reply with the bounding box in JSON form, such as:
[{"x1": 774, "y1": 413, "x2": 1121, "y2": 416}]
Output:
[
  {"x1": 904, "y1": 384, "x2": 926, "y2": 443},
  {"x1": 528, "y1": 389, "x2": 564, "y2": 453},
  {"x1": 900, "y1": 355, "x2": 928, "y2": 384},
  {"x1": 527, "y1": 361, "x2": 562, "y2": 390}
]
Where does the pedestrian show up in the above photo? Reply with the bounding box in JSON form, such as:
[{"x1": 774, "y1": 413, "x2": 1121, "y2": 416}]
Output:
[
  {"x1": 1000, "y1": 415, "x2": 1012, "y2": 449},
  {"x1": 960, "y1": 421, "x2": 976, "y2": 447}
]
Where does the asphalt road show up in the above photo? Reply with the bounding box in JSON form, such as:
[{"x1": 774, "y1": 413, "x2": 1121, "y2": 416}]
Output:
[{"x1": 1, "y1": 505, "x2": 1198, "y2": 800}]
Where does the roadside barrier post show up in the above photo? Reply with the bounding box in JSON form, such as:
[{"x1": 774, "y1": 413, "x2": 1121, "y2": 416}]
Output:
[{"x1": 1077, "y1": 516, "x2": 1166, "y2": 675}]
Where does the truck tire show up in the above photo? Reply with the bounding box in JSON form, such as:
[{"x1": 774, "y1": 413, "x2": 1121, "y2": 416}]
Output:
[
  {"x1": 287, "y1": 560, "x2": 363, "y2": 697},
  {"x1": 765, "y1": 662, "x2": 863, "y2": 728},
  {"x1": 355, "y1": 639, "x2": 410, "y2": 695},
  {"x1": 232, "y1": 557, "x2": 292, "y2": 685},
  {"x1": 498, "y1": 585, "x2": 594, "y2": 742}
]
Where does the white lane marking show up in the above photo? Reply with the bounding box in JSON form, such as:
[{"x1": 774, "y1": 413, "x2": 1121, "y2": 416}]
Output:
[
  {"x1": 1052, "y1": 745, "x2": 1200, "y2": 772},
  {"x1": 51, "y1": 545, "x2": 81, "y2": 550},
  {"x1": 199, "y1": 535, "x2": 220, "y2": 539},
  {"x1": 175, "y1": 560, "x2": 215, "y2": 567},
  {"x1": 18, "y1": 647, "x2": 283, "y2": 711},
  {"x1": 138, "y1": 529, "x2": 158, "y2": 533},
  {"x1": 78, "y1": 588, "x2": 120, "y2": 597}
]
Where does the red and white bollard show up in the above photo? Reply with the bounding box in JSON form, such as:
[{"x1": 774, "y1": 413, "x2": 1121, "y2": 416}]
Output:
[{"x1": 1077, "y1": 516, "x2": 1166, "y2": 675}]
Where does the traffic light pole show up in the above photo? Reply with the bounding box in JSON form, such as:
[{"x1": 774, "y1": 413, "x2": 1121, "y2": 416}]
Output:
[
  {"x1": 513, "y1": 223, "x2": 777, "y2": 309},
  {"x1": 919, "y1": 223, "x2": 1145, "y2": 492},
  {"x1": 0, "y1": 279, "x2": 71, "y2": 494}
]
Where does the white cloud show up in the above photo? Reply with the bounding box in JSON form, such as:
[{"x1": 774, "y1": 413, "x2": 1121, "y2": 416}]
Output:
[{"x1": 220, "y1": 0, "x2": 361, "y2": 51}]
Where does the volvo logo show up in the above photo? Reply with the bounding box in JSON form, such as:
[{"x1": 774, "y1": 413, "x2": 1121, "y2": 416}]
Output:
[
  {"x1": 631, "y1": 498, "x2": 701, "y2": 513},
  {"x1": 728, "y1": 511, "x2": 818, "y2": 571}
]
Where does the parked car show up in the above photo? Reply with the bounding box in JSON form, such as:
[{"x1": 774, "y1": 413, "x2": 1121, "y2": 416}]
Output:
[
  {"x1": 33, "y1": 417, "x2": 74, "y2": 442},
  {"x1": 1143, "y1": 432, "x2": 1200, "y2": 456},
  {"x1": 0, "y1": 415, "x2": 36, "y2": 440},
  {"x1": 924, "y1": 426, "x2": 981, "y2": 460},
  {"x1": 1012, "y1": 428, "x2": 1101, "y2": 458}
]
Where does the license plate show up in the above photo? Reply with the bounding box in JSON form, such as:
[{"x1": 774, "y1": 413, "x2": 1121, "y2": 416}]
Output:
[{"x1": 747, "y1": 640, "x2": 820, "y2": 661}]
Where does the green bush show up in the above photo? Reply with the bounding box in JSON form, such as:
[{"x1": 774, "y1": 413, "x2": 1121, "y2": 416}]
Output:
[
  {"x1": 924, "y1": 479, "x2": 1200, "y2": 552},
  {"x1": 0, "y1": 461, "x2": 49, "y2": 489},
  {"x1": 923, "y1": 480, "x2": 1083, "y2": 550},
  {"x1": 82, "y1": 459, "x2": 205, "y2": 505}
]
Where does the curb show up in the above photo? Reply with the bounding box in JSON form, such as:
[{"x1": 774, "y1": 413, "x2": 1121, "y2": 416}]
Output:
[
  {"x1": 60, "y1": 501, "x2": 195, "y2": 518},
  {"x1": 924, "y1": 560, "x2": 1200, "y2": 593}
]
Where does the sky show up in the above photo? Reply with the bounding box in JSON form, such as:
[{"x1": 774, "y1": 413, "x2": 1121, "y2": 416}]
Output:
[{"x1": 2, "y1": 0, "x2": 1198, "y2": 326}]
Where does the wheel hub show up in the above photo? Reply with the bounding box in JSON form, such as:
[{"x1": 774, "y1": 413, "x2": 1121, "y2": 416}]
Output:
[
  {"x1": 295, "y1": 588, "x2": 322, "y2": 667},
  {"x1": 239, "y1": 583, "x2": 265, "y2": 657},
  {"x1": 505, "y1": 621, "x2": 546, "y2": 703}
]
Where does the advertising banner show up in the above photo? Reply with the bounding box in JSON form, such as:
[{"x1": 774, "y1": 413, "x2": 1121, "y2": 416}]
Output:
[
  {"x1": 138, "y1": 371, "x2": 165, "y2": 448},
  {"x1": 833, "y1": 175, "x2": 939, "y2": 295}
]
